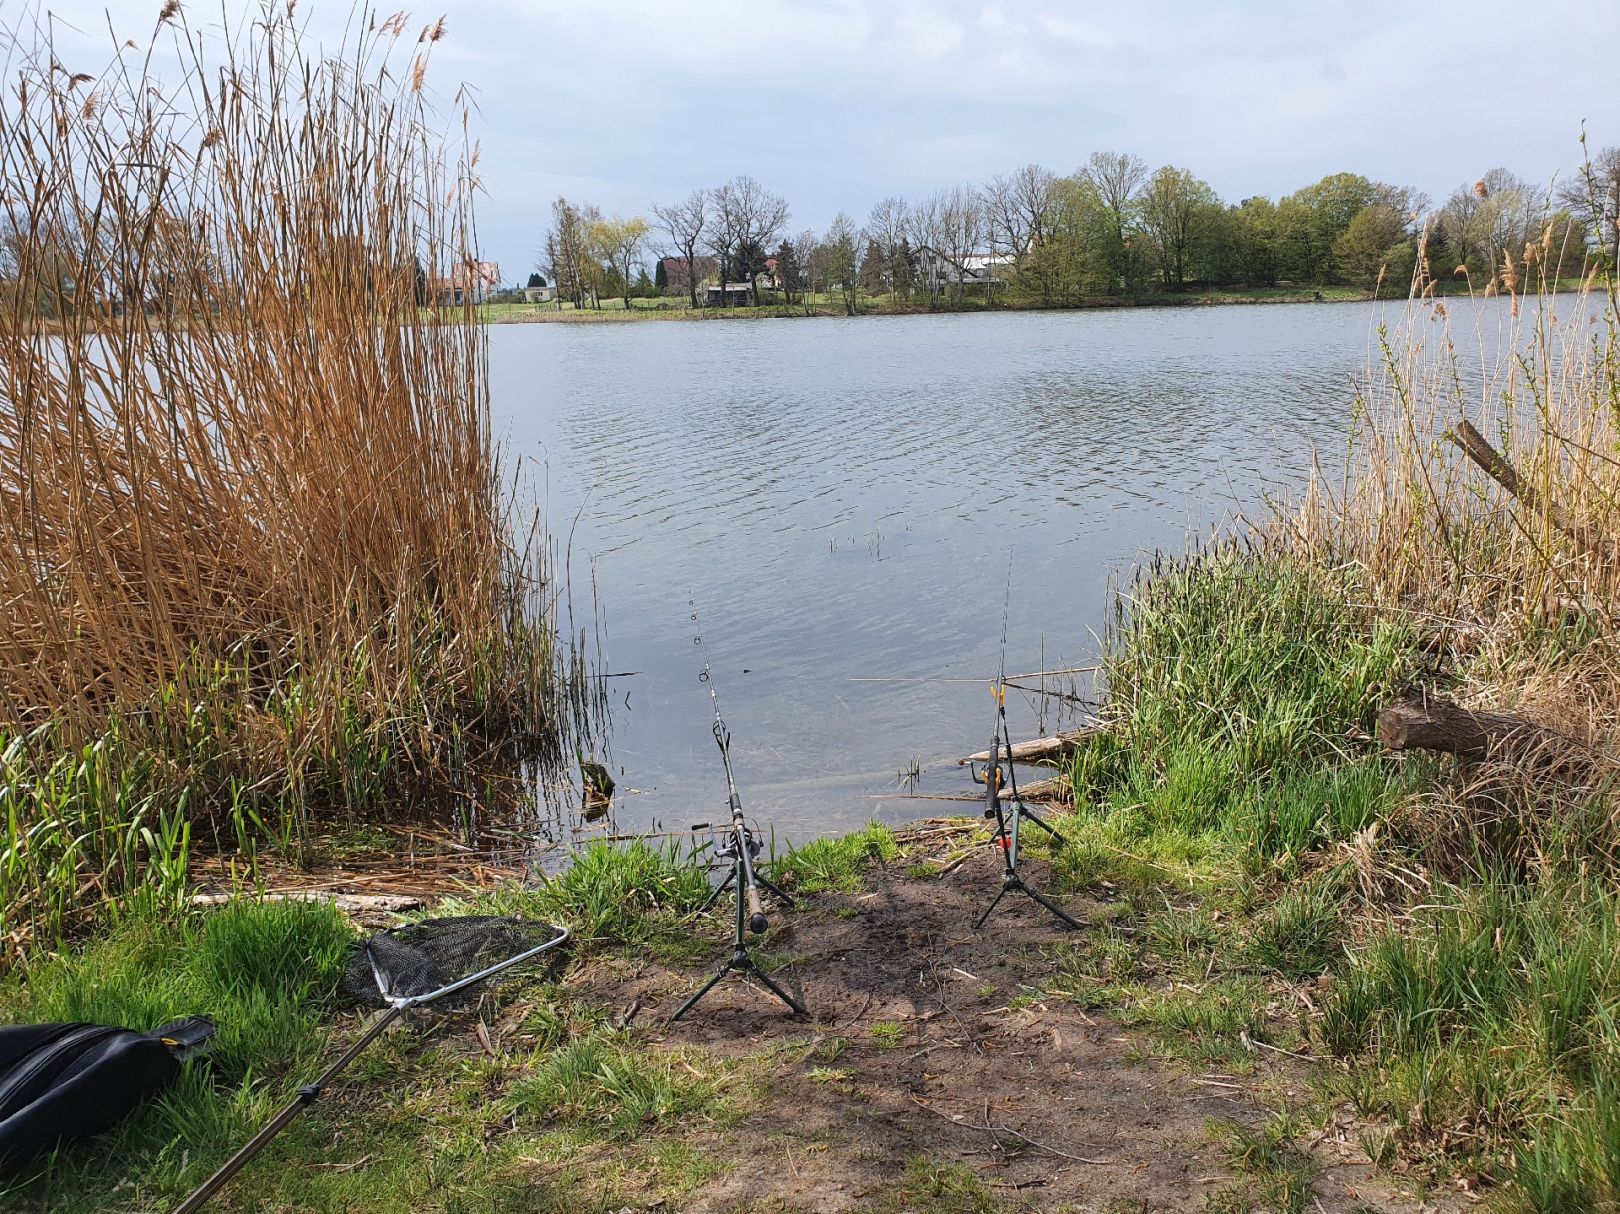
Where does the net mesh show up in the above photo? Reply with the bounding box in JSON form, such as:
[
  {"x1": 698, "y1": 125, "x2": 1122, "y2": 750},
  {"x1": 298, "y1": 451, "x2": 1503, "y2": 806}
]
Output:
[{"x1": 341, "y1": 916, "x2": 562, "y2": 1007}]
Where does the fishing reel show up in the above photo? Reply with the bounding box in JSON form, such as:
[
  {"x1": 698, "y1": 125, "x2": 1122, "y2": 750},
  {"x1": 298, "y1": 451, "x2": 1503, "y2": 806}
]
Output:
[
  {"x1": 691, "y1": 817, "x2": 764, "y2": 863},
  {"x1": 968, "y1": 755, "x2": 1009, "y2": 819}
]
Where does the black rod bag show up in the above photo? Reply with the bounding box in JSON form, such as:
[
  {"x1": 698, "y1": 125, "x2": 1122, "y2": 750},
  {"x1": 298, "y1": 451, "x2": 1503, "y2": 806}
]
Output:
[{"x1": 0, "y1": 1018, "x2": 214, "y2": 1170}]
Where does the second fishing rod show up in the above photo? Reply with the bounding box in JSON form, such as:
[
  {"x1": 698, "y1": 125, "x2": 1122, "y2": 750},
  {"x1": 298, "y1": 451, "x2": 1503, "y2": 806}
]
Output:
[{"x1": 671, "y1": 604, "x2": 806, "y2": 1021}]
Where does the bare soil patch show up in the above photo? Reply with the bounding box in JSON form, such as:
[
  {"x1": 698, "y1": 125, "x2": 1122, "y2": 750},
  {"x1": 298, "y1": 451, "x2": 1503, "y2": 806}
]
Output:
[{"x1": 568, "y1": 847, "x2": 1458, "y2": 1213}]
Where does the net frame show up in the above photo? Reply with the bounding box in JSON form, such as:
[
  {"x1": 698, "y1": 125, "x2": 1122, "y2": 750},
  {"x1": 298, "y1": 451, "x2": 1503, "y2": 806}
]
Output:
[{"x1": 344, "y1": 916, "x2": 570, "y2": 1009}]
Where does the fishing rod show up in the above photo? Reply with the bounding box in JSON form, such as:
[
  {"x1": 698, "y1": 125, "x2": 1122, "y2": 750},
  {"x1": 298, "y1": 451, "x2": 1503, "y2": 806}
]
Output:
[
  {"x1": 670, "y1": 604, "x2": 806, "y2": 1021},
  {"x1": 970, "y1": 560, "x2": 1086, "y2": 932}
]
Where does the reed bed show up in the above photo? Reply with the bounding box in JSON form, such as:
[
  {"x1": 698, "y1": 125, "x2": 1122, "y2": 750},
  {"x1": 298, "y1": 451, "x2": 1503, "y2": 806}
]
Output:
[
  {"x1": 0, "y1": 7, "x2": 593, "y2": 961},
  {"x1": 1287, "y1": 213, "x2": 1620, "y2": 756}
]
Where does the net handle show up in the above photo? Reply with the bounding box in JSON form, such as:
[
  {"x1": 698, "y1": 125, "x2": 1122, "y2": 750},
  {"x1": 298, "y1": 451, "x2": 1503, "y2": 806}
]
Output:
[
  {"x1": 370, "y1": 921, "x2": 571, "y2": 1008},
  {"x1": 177, "y1": 920, "x2": 571, "y2": 1214}
]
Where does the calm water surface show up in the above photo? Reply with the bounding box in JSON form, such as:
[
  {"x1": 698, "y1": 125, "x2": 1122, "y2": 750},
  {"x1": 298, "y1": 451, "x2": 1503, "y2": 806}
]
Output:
[{"x1": 488, "y1": 298, "x2": 1534, "y2": 842}]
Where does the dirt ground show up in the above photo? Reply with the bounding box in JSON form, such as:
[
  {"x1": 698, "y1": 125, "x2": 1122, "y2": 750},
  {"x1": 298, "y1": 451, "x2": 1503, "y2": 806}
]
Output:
[{"x1": 571, "y1": 848, "x2": 1464, "y2": 1214}]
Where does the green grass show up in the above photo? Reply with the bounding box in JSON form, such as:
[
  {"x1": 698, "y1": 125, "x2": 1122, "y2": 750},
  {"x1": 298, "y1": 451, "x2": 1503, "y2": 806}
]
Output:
[
  {"x1": 1038, "y1": 547, "x2": 1620, "y2": 1208},
  {"x1": 868, "y1": 1020, "x2": 906, "y2": 1050},
  {"x1": 511, "y1": 1031, "x2": 725, "y2": 1139},
  {"x1": 770, "y1": 822, "x2": 900, "y2": 894},
  {"x1": 872, "y1": 1155, "x2": 1000, "y2": 1214},
  {"x1": 1319, "y1": 874, "x2": 1620, "y2": 1205},
  {"x1": 0, "y1": 846, "x2": 765, "y2": 1214},
  {"x1": 519, "y1": 838, "x2": 711, "y2": 946},
  {"x1": 1205, "y1": 1113, "x2": 1319, "y2": 1214},
  {"x1": 0, "y1": 898, "x2": 356, "y2": 1210}
]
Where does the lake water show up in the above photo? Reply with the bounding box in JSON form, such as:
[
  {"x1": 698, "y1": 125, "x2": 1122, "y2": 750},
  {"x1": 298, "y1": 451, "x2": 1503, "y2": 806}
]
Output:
[{"x1": 488, "y1": 296, "x2": 1548, "y2": 844}]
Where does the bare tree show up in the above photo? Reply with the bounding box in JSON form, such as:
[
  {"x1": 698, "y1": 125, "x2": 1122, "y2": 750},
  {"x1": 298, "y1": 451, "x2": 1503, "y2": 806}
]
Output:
[
  {"x1": 865, "y1": 195, "x2": 911, "y2": 302},
  {"x1": 904, "y1": 192, "x2": 945, "y2": 306},
  {"x1": 903, "y1": 187, "x2": 989, "y2": 308},
  {"x1": 823, "y1": 212, "x2": 859, "y2": 315},
  {"x1": 707, "y1": 175, "x2": 790, "y2": 305},
  {"x1": 984, "y1": 164, "x2": 1056, "y2": 262},
  {"x1": 651, "y1": 190, "x2": 708, "y2": 309},
  {"x1": 1557, "y1": 145, "x2": 1620, "y2": 263},
  {"x1": 794, "y1": 225, "x2": 821, "y2": 315},
  {"x1": 1082, "y1": 151, "x2": 1148, "y2": 218},
  {"x1": 544, "y1": 197, "x2": 598, "y2": 307}
]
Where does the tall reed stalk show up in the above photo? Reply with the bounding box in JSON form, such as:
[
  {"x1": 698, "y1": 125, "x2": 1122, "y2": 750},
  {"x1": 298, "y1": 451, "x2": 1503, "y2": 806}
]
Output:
[{"x1": 0, "y1": 7, "x2": 590, "y2": 960}]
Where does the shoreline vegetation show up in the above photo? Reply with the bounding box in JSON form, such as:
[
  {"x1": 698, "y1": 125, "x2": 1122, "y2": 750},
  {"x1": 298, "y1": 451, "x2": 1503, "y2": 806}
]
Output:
[
  {"x1": 530, "y1": 152, "x2": 1617, "y2": 327},
  {"x1": 479, "y1": 276, "x2": 1594, "y2": 325},
  {"x1": 7, "y1": 11, "x2": 1620, "y2": 1214}
]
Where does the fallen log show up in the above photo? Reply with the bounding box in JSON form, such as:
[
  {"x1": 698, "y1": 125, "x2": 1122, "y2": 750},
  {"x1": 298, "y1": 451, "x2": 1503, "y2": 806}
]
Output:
[
  {"x1": 1376, "y1": 692, "x2": 1575, "y2": 765},
  {"x1": 959, "y1": 725, "x2": 1105, "y2": 767},
  {"x1": 191, "y1": 891, "x2": 424, "y2": 926},
  {"x1": 1010, "y1": 775, "x2": 1072, "y2": 803}
]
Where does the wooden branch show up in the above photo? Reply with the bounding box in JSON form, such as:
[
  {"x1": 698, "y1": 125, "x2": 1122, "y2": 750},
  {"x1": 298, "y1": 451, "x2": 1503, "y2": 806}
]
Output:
[
  {"x1": 960, "y1": 726, "x2": 1104, "y2": 766},
  {"x1": 1451, "y1": 419, "x2": 1535, "y2": 507},
  {"x1": 1377, "y1": 691, "x2": 1575, "y2": 766},
  {"x1": 191, "y1": 892, "x2": 423, "y2": 925},
  {"x1": 1449, "y1": 419, "x2": 1608, "y2": 559}
]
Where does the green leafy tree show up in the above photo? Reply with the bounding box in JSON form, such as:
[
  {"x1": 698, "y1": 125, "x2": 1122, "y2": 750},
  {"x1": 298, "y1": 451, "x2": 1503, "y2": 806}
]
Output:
[
  {"x1": 1334, "y1": 204, "x2": 1413, "y2": 295},
  {"x1": 1012, "y1": 176, "x2": 1112, "y2": 304},
  {"x1": 1080, "y1": 151, "x2": 1147, "y2": 295},
  {"x1": 1275, "y1": 172, "x2": 1418, "y2": 284},
  {"x1": 1136, "y1": 165, "x2": 1221, "y2": 286},
  {"x1": 1230, "y1": 197, "x2": 1282, "y2": 286}
]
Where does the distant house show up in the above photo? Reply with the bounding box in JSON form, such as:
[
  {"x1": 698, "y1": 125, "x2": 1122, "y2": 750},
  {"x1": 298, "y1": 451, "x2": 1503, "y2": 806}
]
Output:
[
  {"x1": 703, "y1": 282, "x2": 754, "y2": 307},
  {"x1": 523, "y1": 284, "x2": 558, "y2": 303},
  {"x1": 660, "y1": 255, "x2": 720, "y2": 297},
  {"x1": 913, "y1": 248, "x2": 1012, "y2": 292},
  {"x1": 436, "y1": 260, "x2": 501, "y2": 306}
]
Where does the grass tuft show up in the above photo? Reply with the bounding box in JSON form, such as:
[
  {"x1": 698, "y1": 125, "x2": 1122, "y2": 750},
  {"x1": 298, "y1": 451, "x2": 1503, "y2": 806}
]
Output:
[{"x1": 771, "y1": 822, "x2": 900, "y2": 894}]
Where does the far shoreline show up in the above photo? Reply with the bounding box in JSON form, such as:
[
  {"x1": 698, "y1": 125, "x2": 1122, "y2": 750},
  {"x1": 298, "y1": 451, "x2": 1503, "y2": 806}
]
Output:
[{"x1": 482, "y1": 278, "x2": 1590, "y2": 325}]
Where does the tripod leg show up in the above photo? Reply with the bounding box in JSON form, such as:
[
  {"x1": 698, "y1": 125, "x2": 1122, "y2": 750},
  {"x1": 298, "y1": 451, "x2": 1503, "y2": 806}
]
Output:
[
  {"x1": 743, "y1": 959, "x2": 808, "y2": 1016},
  {"x1": 974, "y1": 884, "x2": 1010, "y2": 931},
  {"x1": 754, "y1": 873, "x2": 794, "y2": 906},
  {"x1": 1017, "y1": 879, "x2": 1088, "y2": 930},
  {"x1": 669, "y1": 959, "x2": 734, "y2": 1022},
  {"x1": 1017, "y1": 804, "x2": 1067, "y2": 843},
  {"x1": 698, "y1": 868, "x2": 736, "y2": 915}
]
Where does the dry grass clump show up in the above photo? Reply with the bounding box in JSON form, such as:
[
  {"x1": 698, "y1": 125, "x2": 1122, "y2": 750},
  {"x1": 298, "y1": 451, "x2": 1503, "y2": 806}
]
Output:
[{"x1": 0, "y1": 7, "x2": 591, "y2": 956}]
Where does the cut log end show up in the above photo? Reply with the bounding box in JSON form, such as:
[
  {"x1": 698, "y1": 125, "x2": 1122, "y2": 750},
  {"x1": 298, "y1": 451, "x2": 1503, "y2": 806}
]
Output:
[{"x1": 1377, "y1": 692, "x2": 1577, "y2": 768}]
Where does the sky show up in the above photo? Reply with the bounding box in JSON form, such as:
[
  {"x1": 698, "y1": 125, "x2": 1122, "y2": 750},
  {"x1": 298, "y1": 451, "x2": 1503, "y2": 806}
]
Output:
[{"x1": 31, "y1": 1, "x2": 1620, "y2": 282}]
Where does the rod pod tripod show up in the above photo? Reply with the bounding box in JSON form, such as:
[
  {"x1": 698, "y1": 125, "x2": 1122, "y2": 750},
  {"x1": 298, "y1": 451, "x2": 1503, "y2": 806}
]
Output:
[
  {"x1": 670, "y1": 802, "x2": 805, "y2": 1021},
  {"x1": 971, "y1": 682, "x2": 1086, "y2": 932}
]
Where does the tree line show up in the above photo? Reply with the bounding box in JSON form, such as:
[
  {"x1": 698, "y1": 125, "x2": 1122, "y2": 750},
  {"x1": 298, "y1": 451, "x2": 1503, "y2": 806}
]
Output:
[{"x1": 540, "y1": 147, "x2": 1620, "y2": 311}]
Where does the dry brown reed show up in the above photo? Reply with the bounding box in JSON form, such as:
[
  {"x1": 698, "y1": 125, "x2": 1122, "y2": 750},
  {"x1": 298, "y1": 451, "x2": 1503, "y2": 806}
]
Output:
[
  {"x1": 0, "y1": 6, "x2": 588, "y2": 954},
  {"x1": 1284, "y1": 212, "x2": 1619, "y2": 756}
]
